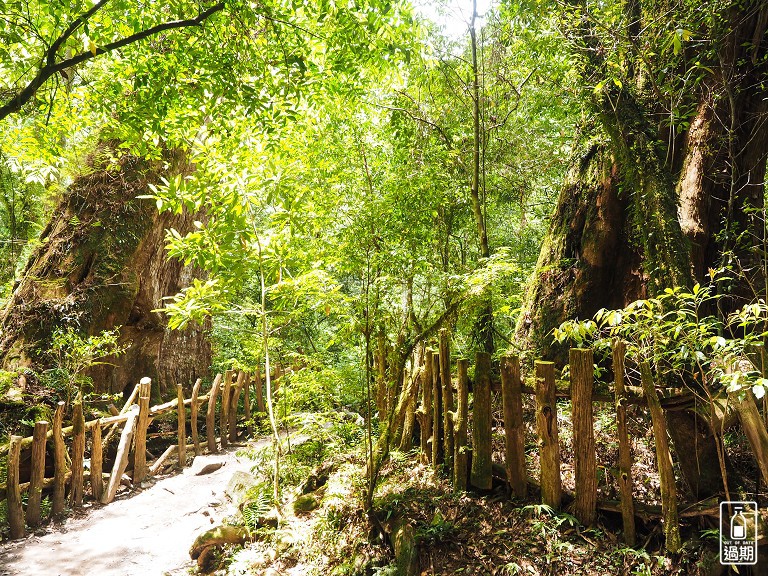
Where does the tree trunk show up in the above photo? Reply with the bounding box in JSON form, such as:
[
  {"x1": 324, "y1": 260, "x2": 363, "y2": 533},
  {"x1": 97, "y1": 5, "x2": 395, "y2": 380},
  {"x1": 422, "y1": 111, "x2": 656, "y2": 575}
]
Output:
[
  {"x1": 0, "y1": 145, "x2": 210, "y2": 397},
  {"x1": 516, "y1": 136, "x2": 640, "y2": 364},
  {"x1": 520, "y1": 2, "x2": 768, "y2": 499}
]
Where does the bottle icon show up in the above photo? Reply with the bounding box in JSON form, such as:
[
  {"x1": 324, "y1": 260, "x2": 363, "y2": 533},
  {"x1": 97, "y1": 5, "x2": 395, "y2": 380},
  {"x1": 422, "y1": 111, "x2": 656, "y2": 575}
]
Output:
[{"x1": 731, "y1": 506, "x2": 747, "y2": 540}]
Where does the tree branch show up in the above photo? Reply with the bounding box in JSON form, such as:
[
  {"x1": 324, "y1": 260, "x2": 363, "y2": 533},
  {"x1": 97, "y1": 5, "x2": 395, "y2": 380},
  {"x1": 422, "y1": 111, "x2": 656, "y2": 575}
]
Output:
[
  {"x1": 46, "y1": 0, "x2": 112, "y2": 68},
  {"x1": 0, "y1": 1, "x2": 226, "y2": 122},
  {"x1": 375, "y1": 103, "x2": 455, "y2": 150}
]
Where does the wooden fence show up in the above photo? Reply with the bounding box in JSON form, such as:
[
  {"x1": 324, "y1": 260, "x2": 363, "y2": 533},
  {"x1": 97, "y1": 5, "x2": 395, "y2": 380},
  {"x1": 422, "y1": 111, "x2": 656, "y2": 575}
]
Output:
[
  {"x1": 0, "y1": 367, "x2": 275, "y2": 540},
  {"x1": 404, "y1": 329, "x2": 768, "y2": 553}
]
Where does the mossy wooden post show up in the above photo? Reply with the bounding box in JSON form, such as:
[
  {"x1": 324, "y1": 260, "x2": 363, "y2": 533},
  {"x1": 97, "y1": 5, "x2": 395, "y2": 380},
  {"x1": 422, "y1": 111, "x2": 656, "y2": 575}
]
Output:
[
  {"x1": 70, "y1": 399, "x2": 86, "y2": 507},
  {"x1": 274, "y1": 363, "x2": 282, "y2": 394},
  {"x1": 500, "y1": 355, "x2": 527, "y2": 498},
  {"x1": 454, "y1": 358, "x2": 469, "y2": 491},
  {"x1": 190, "y1": 378, "x2": 203, "y2": 456},
  {"x1": 255, "y1": 366, "x2": 265, "y2": 412},
  {"x1": 570, "y1": 348, "x2": 597, "y2": 526},
  {"x1": 90, "y1": 421, "x2": 103, "y2": 502},
  {"x1": 398, "y1": 369, "x2": 419, "y2": 452},
  {"x1": 376, "y1": 332, "x2": 388, "y2": 417},
  {"x1": 439, "y1": 329, "x2": 454, "y2": 473},
  {"x1": 612, "y1": 339, "x2": 636, "y2": 545},
  {"x1": 535, "y1": 360, "x2": 561, "y2": 509},
  {"x1": 7, "y1": 435, "x2": 24, "y2": 539},
  {"x1": 206, "y1": 373, "x2": 223, "y2": 452},
  {"x1": 26, "y1": 420, "x2": 49, "y2": 527},
  {"x1": 471, "y1": 352, "x2": 493, "y2": 490},
  {"x1": 220, "y1": 369, "x2": 233, "y2": 448},
  {"x1": 134, "y1": 377, "x2": 152, "y2": 484},
  {"x1": 420, "y1": 348, "x2": 433, "y2": 462},
  {"x1": 102, "y1": 405, "x2": 139, "y2": 504},
  {"x1": 177, "y1": 383, "x2": 187, "y2": 468},
  {"x1": 640, "y1": 361, "x2": 680, "y2": 553},
  {"x1": 229, "y1": 371, "x2": 246, "y2": 443},
  {"x1": 243, "y1": 371, "x2": 251, "y2": 422},
  {"x1": 52, "y1": 401, "x2": 67, "y2": 516},
  {"x1": 431, "y1": 351, "x2": 443, "y2": 467},
  {"x1": 729, "y1": 388, "x2": 768, "y2": 486}
]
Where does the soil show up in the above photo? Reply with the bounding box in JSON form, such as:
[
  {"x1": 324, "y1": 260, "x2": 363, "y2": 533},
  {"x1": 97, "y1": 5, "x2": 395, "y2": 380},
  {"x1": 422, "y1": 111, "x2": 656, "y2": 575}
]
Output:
[{"x1": 0, "y1": 442, "x2": 261, "y2": 576}]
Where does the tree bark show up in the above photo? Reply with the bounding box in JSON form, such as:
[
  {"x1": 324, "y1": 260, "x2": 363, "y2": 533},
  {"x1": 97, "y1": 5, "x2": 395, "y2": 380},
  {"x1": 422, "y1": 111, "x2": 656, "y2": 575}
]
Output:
[
  {"x1": 470, "y1": 352, "x2": 492, "y2": 490},
  {"x1": 520, "y1": 2, "x2": 768, "y2": 499},
  {"x1": 612, "y1": 340, "x2": 636, "y2": 546},
  {"x1": 570, "y1": 348, "x2": 597, "y2": 526},
  {"x1": 516, "y1": 137, "x2": 639, "y2": 365},
  {"x1": 0, "y1": 146, "x2": 210, "y2": 396},
  {"x1": 500, "y1": 355, "x2": 526, "y2": 498},
  {"x1": 453, "y1": 358, "x2": 469, "y2": 491},
  {"x1": 535, "y1": 361, "x2": 561, "y2": 509}
]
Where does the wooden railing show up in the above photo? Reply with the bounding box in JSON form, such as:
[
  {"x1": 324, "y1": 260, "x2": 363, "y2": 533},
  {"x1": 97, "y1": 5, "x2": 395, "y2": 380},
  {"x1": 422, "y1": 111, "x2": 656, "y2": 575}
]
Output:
[
  {"x1": 404, "y1": 329, "x2": 768, "y2": 552},
  {"x1": 0, "y1": 367, "x2": 272, "y2": 540}
]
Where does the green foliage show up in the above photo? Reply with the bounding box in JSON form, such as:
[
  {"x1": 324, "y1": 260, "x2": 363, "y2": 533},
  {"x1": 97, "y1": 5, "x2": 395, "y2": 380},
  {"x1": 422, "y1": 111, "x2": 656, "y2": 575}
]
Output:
[
  {"x1": 245, "y1": 412, "x2": 364, "y2": 504},
  {"x1": 241, "y1": 483, "x2": 273, "y2": 533},
  {"x1": 415, "y1": 509, "x2": 457, "y2": 545},
  {"x1": 44, "y1": 327, "x2": 127, "y2": 405},
  {"x1": 555, "y1": 280, "x2": 768, "y2": 404}
]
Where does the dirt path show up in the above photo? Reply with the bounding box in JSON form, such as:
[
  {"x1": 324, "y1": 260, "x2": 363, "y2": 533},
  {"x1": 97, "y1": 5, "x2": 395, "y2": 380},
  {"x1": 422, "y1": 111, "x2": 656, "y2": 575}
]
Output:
[{"x1": 0, "y1": 442, "x2": 262, "y2": 576}]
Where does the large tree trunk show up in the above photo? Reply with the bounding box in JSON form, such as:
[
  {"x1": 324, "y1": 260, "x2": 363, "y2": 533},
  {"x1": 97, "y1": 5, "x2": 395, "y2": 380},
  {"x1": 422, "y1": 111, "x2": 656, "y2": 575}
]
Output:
[
  {"x1": 516, "y1": 135, "x2": 643, "y2": 365},
  {"x1": 520, "y1": 1, "x2": 768, "y2": 499},
  {"x1": 0, "y1": 144, "x2": 210, "y2": 398}
]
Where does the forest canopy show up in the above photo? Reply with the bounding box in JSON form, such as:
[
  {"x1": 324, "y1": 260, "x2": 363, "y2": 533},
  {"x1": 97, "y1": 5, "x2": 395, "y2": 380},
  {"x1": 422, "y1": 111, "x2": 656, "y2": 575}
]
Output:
[{"x1": 1, "y1": 0, "x2": 768, "y2": 570}]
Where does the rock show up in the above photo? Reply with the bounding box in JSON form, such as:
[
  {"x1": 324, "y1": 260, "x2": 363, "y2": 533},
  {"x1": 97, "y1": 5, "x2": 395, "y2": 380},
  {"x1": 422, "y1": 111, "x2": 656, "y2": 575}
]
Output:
[
  {"x1": 189, "y1": 525, "x2": 251, "y2": 560},
  {"x1": 1, "y1": 386, "x2": 23, "y2": 404},
  {"x1": 196, "y1": 545, "x2": 218, "y2": 573},
  {"x1": 225, "y1": 470, "x2": 259, "y2": 506},
  {"x1": 195, "y1": 462, "x2": 226, "y2": 476},
  {"x1": 299, "y1": 461, "x2": 334, "y2": 494},
  {"x1": 293, "y1": 491, "x2": 323, "y2": 514},
  {"x1": 391, "y1": 517, "x2": 419, "y2": 576}
]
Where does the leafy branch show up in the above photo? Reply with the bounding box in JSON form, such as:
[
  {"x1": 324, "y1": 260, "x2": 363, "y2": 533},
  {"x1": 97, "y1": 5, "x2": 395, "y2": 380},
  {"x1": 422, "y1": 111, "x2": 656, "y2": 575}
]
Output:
[{"x1": 0, "y1": 1, "x2": 226, "y2": 121}]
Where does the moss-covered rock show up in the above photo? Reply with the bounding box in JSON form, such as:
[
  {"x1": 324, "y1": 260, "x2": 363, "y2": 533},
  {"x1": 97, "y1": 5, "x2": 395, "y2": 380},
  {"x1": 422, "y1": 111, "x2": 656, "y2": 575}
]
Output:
[{"x1": 293, "y1": 490, "x2": 323, "y2": 514}]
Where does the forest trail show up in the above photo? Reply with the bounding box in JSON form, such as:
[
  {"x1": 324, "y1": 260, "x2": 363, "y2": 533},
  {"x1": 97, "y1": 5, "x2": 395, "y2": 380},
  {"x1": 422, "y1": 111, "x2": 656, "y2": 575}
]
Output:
[{"x1": 0, "y1": 441, "x2": 261, "y2": 576}]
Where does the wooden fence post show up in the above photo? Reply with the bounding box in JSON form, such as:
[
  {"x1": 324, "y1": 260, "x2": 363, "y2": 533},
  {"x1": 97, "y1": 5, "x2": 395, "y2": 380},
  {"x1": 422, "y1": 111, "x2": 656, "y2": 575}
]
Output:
[
  {"x1": 229, "y1": 371, "x2": 246, "y2": 442},
  {"x1": 7, "y1": 435, "x2": 24, "y2": 538},
  {"x1": 730, "y1": 388, "x2": 768, "y2": 486},
  {"x1": 177, "y1": 383, "x2": 187, "y2": 468},
  {"x1": 398, "y1": 379, "x2": 418, "y2": 452},
  {"x1": 535, "y1": 360, "x2": 561, "y2": 509},
  {"x1": 440, "y1": 329, "x2": 454, "y2": 473},
  {"x1": 470, "y1": 352, "x2": 493, "y2": 490},
  {"x1": 52, "y1": 401, "x2": 67, "y2": 516},
  {"x1": 220, "y1": 370, "x2": 233, "y2": 448},
  {"x1": 26, "y1": 420, "x2": 49, "y2": 527},
  {"x1": 612, "y1": 339, "x2": 636, "y2": 545},
  {"x1": 91, "y1": 422, "x2": 103, "y2": 502},
  {"x1": 431, "y1": 351, "x2": 443, "y2": 467},
  {"x1": 274, "y1": 363, "x2": 282, "y2": 394},
  {"x1": 243, "y1": 372, "x2": 251, "y2": 422},
  {"x1": 454, "y1": 358, "x2": 469, "y2": 491},
  {"x1": 134, "y1": 377, "x2": 152, "y2": 484},
  {"x1": 70, "y1": 399, "x2": 85, "y2": 507},
  {"x1": 191, "y1": 378, "x2": 203, "y2": 456},
  {"x1": 206, "y1": 373, "x2": 223, "y2": 453},
  {"x1": 501, "y1": 355, "x2": 527, "y2": 499},
  {"x1": 420, "y1": 348, "x2": 433, "y2": 462},
  {"x1": 255, "y1": 366, "x2": 265, "y2": 412},
  {"x1": 571, "y1": 348, "x2": 597, "y2": 526},
  {"x1": 640, "y1": 360, "x2": 680, "y2": 553},
  {"x1": 102, "y1": 405, "x2": 139, "y2": 504}
]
